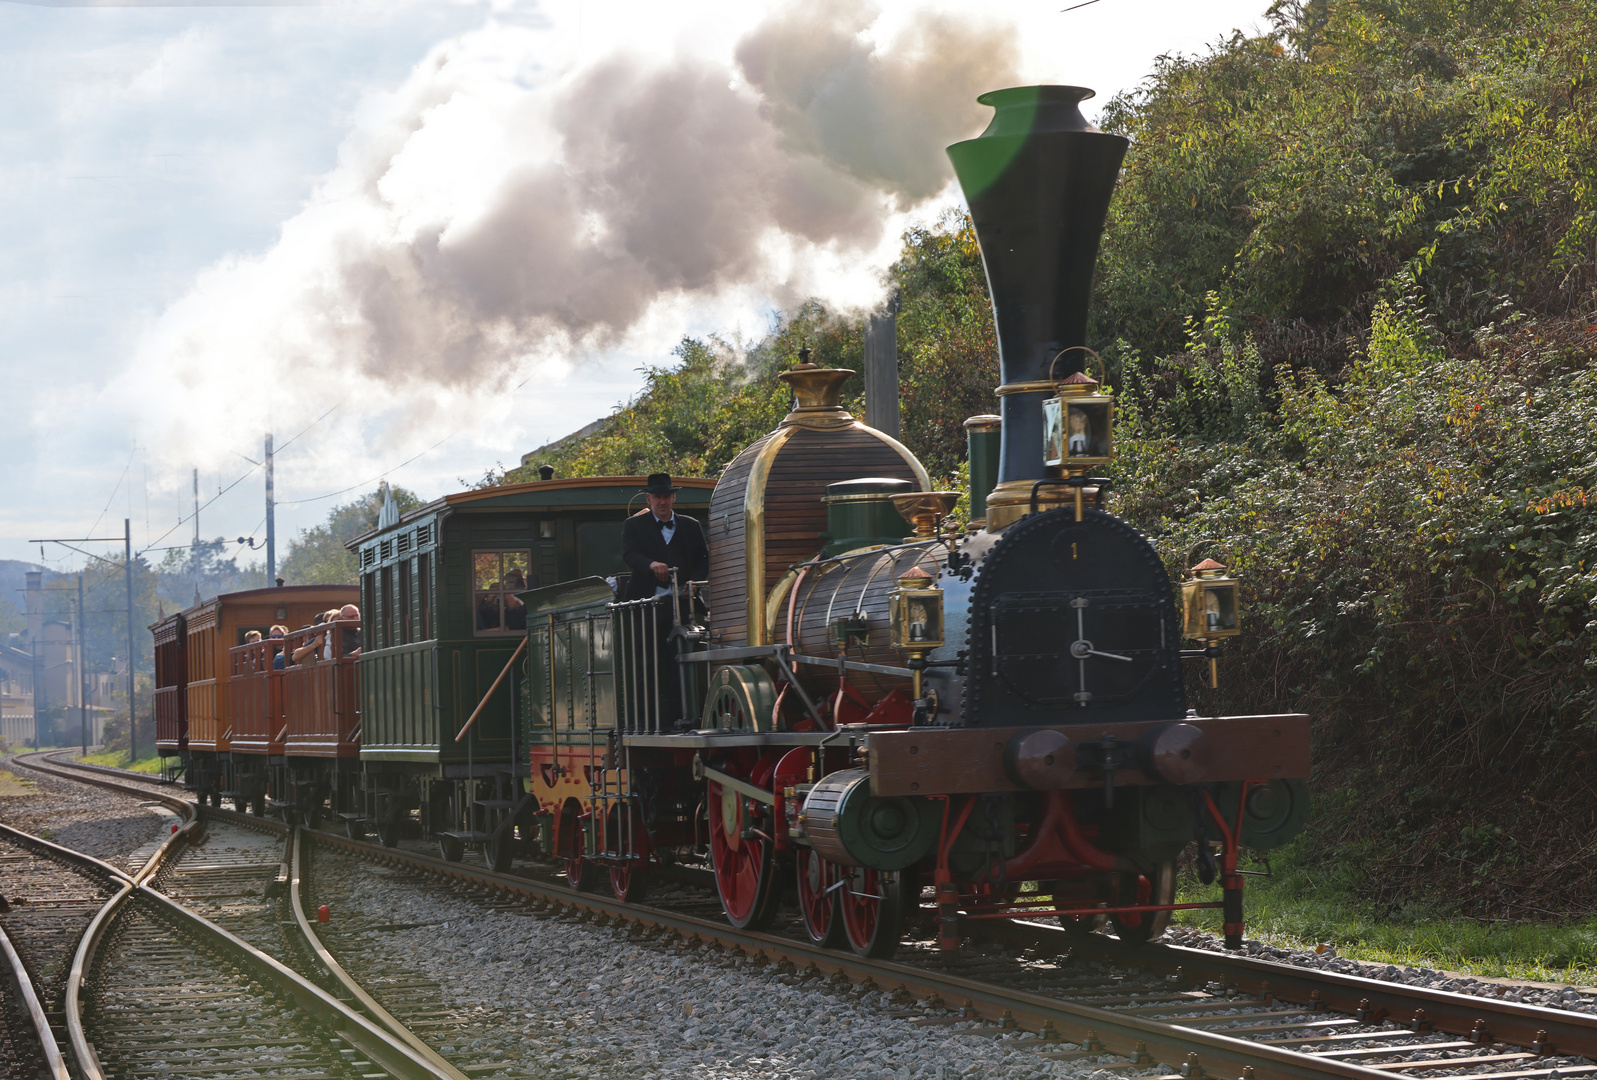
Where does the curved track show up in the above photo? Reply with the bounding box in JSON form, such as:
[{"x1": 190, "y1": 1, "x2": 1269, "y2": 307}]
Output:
[
  {"x1": 29, "y1": 752, "x2": 1597, "y2": 1080},
  {"x1": 3, "y1": 752, "x2": 465, "y2": 1080}
]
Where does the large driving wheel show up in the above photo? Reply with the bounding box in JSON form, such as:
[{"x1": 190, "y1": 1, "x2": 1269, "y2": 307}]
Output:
[
  {"x1": 708, "y1": 779, "x2": 779, "y2": 930},
  {"x1": 1109, "y1": 861, "x2": 1176, "y2": 945},
  {"x1": 839, "y1": 867, "x2": 904, "y2": 959},
  {"x1": 486, "y1": 828, "x2": 515, "y2": 874},
  {"x1": 796, "y1": 847, "x2": 844, "y2": 947},
  {"x1": 608, "y1": 805, "x2": 649, "y2": 902},
  {"x1": 564, "y1": 853, "x2": 596, "y2": 891}
]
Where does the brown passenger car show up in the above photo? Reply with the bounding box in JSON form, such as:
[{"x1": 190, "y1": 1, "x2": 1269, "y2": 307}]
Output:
[{"x1": 163, "y1": 585, "x2": 356, "y2": 805}]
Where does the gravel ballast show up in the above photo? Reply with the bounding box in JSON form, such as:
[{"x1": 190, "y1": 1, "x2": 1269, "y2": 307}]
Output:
[
  {"x1": 312, "y1": 852, "x2": 1155, "y2": 1080},
  {"x1": 0, "y1": 757, "x2": 183, "y2": 872}
]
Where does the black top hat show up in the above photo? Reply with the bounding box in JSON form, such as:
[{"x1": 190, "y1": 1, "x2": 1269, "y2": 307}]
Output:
[{"x1": 643, "y1": 473, "x2": 680, "y2": 495}]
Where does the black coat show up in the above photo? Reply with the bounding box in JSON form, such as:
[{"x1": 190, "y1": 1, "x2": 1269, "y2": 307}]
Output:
[{"x1": 620, "y1": 511, "x2": 709, "y2": 601}]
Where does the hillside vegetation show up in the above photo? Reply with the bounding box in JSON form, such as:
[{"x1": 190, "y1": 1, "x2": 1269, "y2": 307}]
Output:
[{"x1": 504, "y1": 0, "x2": 1597, "y2": 922}]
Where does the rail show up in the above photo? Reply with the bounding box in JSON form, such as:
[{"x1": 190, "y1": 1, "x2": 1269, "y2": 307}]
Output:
[
  {"x1": 303, "y1": 828, "x2": 1410, "y2": 1080},
  {"x1": 0, "y1": 917, "x2": 70, "y2": 1080},
  {"x1": 12, "y1": 752, "x2": 464, "y2": 1080},
  {"x1": 33, "y1": 751, "x2": 1597, "y2": 1080}
]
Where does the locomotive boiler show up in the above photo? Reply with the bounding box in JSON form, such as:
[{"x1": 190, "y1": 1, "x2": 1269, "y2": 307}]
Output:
[{"x1": 523, "y1": 84, "x2": 1312, "y2": 959}]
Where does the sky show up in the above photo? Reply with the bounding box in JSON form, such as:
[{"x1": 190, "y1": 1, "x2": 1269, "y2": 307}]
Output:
[{"x1": 0, "y1": 0, "x2": 1276, "y2": 575}]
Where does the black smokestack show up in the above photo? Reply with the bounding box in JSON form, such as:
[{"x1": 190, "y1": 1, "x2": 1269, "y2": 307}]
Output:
[{"x1": 946, "y1": 86, "x2": 1127, "y2": 495}]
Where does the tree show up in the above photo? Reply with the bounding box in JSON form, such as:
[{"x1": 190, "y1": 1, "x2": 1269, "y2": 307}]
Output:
[
  {"x1": 155, "y1": 539, "x2": 264, "y2": 611},
  {"x1": 279, "y1": 486, "x2": 423, "y2": 586}
]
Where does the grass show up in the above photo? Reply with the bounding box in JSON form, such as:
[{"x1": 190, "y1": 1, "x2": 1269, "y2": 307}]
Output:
[
  {"x1": 0, "y1": 768, "x2": 38, "y2": 796},
  {"x1": 75, "y1": 749, "x2": 165, "y2": 775},
  {"x1": 1171, "y1": 835, "x2": 1597, "y2": 986}
]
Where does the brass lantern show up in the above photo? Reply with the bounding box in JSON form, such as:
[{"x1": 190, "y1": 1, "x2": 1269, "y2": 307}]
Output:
[
  {"x1": 1043, "y1": 371, "x2": 1114, "y2": 470},
  {"x1": 1181, "y1": 557, "x2": 1241, "y2": 688},
  {"x1": 890, "y1": 566, "x2": 943, "y2": 701},
  {"x1": 890, "y1": 566, "x2": 944, "y2": 651},
  {"x1": 1181, "y1": 558, "x2": 1240, "y2": 640}
]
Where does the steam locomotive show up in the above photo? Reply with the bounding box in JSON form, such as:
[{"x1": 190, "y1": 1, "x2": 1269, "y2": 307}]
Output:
[
  {"x1": 518, "y1": 84, "x2": 1310, "y2": 958},
  {"x1": 153, "y1": 85, "x2": 1310, "y2": 960}
]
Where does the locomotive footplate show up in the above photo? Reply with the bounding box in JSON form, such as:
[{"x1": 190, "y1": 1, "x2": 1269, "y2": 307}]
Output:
[
  {"x1": 867, "y1": 713, "x2": 1310, "y2": 797},
  {"x1": 622, "y1": 730, "x2": 872, "y2": 751}
]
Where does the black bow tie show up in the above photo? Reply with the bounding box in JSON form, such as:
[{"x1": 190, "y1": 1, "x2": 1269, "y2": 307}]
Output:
[{"x1": 655, "y1": 516, "x2": 673, "y2": 530}]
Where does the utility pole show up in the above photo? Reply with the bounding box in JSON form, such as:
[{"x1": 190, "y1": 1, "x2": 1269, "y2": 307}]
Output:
[
  {"x1": 29, "y1": 531, "x2": 132, "y2": 754},
  {"x1": 192, "y1": 468, "x2": 201, "y2": 605},
  {"x1": 125, "y1": 519, "x2": 136, "y2": 763},
  {"x1": 77, "y1": 572, "x2": 88, "y2": 755},
  {"x1": 265, "y1": 432, "x2": 276, "y2": 585}
]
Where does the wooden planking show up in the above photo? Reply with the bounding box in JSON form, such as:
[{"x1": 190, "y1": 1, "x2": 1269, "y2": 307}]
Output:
[
  {"x1": 707, "y1": 433, "x2": 768, "y2": 645},
  {"x1": 761, "y1": 427, "x2": 919, "y2": 596},
  {"x1": 708, "y1": 424, "x2": 922, "y2": 647}
]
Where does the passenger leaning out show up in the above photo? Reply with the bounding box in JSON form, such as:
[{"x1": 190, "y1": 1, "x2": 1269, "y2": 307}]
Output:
[{"x1": 291, "y1": 611, "x2": 331, "y2": 665}]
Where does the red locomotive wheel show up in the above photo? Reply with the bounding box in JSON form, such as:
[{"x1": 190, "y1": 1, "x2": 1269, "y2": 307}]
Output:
[
  {"x1": 707, "y1": 780, "x2": 779, "y2": 930},
  {"x1": 564, "y1": 854, "x2": 596, "y2": 892},
  {"x1": 608, "y1": 804, "x2": 650, "y2": 903},
  {"x1": 839, "y1": 866, "x2": 903, "y2": 959},
  {"x1": 610, "y1": 861, "x2": 647, "y2": 903},
  {"x1": 796, "y1": 847, "x2": 844, "y2": 947}
]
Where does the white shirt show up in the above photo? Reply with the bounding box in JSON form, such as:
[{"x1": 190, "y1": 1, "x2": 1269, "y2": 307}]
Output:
[{"x1": 653, "y1": 513, "x2": 675, "y2": 597}]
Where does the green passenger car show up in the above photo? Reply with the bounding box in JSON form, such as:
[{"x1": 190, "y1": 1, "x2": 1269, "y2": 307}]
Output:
[{"x1": 347, "y1": 476, "x2": 713, "y2": 851}]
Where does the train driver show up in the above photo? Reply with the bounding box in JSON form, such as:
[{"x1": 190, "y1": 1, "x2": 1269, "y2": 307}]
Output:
[{"x1": 620, "y1": 473, "x2": 708, "y2": 726}]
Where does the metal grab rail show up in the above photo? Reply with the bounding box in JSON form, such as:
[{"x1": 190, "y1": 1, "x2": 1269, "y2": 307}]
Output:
[
  {"x1": 455, "y1": 636, "x2": 527, "y2": 743},
  {"x1": 609, "y1": 592, "x2": 671, "y2": 734}
]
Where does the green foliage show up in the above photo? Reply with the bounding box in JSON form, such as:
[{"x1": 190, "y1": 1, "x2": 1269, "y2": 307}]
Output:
[
  {"x1": 1119, "y1": 300, "x2": 1597, "y2": 916},
  {"x1": 1094, "y1": 0, "x2": 1597, "y2": 371},
  {"x1": 895, "y1": 213, "x2": 1001, "y2": 480},
  {"x1": 156, "y1": 538, "x2": 265, "y2": 609},
  {"x1": 279, "y1": 485, "x2": 422, "y2": 587}
]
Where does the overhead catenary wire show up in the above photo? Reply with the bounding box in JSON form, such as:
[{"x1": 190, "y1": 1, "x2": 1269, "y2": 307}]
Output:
[
  {"x1": 133, "y1": 399, "x2": 345, "y2": 557},
  {"x1": 278, "y1": 432, "x2": 457, "y2": 508},
  {"x1": 84, "y1": 448, "x2": 137, "y2": 542},
  {"x1": 278, "y1": 371, "x2": 537, "y2": 509}
]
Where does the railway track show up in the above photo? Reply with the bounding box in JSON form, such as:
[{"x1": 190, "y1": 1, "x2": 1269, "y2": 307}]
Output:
[
  {"x1": 27, "y1": 752, "x2": 1597, "y2": 1080},
  {"x1": 0, "y1": 752, "x2": 472, "y2": 1080}
]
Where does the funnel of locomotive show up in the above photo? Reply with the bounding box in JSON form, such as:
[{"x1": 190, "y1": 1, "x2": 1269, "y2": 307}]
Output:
[{"x1": 947, "y1": 86, "x2": 1128, "y2": 528}]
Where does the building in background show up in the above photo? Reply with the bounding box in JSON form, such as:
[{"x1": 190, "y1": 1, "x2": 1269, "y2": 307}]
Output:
[{"x1": 2, "y1": 569, "x2": 110, "y2": 747}]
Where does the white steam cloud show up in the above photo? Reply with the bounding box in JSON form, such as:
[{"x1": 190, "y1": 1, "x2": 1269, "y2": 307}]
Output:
[{"x1": 111, "y1": 2, "x2": 1018, "y2": 476}]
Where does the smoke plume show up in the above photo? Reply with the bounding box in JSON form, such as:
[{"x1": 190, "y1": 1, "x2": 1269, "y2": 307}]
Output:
[{"x1": 113, "y1": 2, "x2": 1019, "y2": 470}]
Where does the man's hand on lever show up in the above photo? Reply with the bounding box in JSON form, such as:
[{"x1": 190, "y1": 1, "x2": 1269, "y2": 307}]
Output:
[{"x1": 650, "y1": 561, "x2": 671, "y2": 582}]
